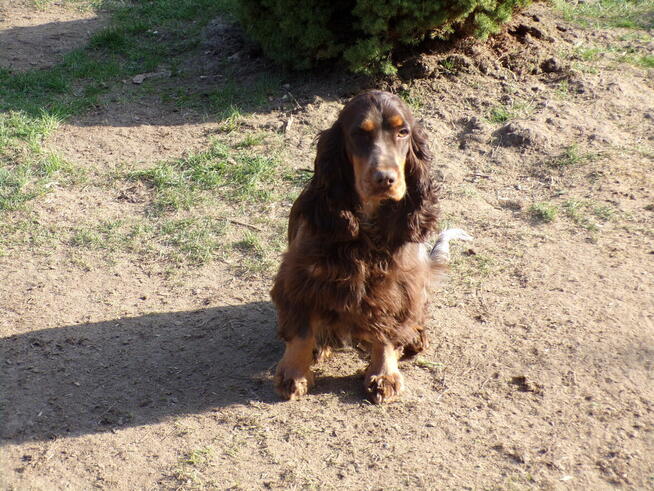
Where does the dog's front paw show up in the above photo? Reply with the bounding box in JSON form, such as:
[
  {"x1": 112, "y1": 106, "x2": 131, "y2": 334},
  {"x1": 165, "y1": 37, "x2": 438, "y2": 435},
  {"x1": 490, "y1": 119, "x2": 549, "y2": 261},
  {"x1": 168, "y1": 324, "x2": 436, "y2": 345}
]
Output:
[
  {"x1": 275, "y1": 369, "x2": 315, "y2": 401},
  {"x1": 365, "y1": 372, "x2": 404, "y2": 404}
]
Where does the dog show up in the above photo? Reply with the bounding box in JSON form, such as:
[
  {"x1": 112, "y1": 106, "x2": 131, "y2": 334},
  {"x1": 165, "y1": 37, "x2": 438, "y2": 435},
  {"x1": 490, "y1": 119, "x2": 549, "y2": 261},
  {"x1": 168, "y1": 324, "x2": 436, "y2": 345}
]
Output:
[{"x1": 270, "y1": 90, "x2": 470, "y2": 403}]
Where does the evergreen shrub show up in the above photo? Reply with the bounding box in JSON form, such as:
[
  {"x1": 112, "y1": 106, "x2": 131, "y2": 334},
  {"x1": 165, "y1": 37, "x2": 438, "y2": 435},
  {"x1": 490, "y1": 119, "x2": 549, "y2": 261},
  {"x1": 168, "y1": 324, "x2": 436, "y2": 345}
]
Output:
[{"x1": 238, "y1": 0, "x2": 531, "y2": 74}]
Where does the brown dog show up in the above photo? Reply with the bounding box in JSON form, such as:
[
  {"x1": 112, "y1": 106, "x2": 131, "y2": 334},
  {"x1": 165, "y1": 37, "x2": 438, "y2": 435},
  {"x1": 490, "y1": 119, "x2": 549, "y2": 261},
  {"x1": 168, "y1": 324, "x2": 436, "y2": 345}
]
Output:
[{"x1": 271, "y1": 90, "x2": 469, "y2": 403}]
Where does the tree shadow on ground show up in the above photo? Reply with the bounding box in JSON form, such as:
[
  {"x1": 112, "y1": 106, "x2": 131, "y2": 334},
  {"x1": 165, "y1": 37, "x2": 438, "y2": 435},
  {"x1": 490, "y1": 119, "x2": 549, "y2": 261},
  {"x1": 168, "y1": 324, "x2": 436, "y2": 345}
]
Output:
[
  {"x1": 0, "y1": 17, "x2": 108, "y2": 72},
  {"x1": 0, "y1": 12, "x2": 364, "y2": 128},
  {"x1": 0, "y1": 301, "x2": 283, "y2": 444}
]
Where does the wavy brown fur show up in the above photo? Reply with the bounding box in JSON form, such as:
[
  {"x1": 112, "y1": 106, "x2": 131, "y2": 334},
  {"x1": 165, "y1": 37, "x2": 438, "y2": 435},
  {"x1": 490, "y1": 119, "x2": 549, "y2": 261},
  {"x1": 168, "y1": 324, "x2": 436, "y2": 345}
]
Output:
[{"x1": 271, "y1": 91, "x2": 441, "y2": 357}]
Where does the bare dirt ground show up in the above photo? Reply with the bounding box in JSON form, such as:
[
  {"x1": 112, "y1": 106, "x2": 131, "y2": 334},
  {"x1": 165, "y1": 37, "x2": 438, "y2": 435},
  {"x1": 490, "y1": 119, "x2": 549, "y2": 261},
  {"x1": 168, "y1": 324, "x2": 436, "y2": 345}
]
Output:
[{"x1": 1, "y1": 1, "x2": 653, "y2": 490}]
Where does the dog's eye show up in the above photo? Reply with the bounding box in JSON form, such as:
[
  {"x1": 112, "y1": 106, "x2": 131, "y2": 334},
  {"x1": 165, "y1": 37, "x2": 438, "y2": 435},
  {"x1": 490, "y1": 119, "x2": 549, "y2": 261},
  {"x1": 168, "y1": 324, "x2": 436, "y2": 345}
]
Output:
[
  {"x1": 397, "y1": 128, "x2": 410, "y2": 138},
  {"x1": 353, "y1": 128, "x2": 370, "y2": 140}
]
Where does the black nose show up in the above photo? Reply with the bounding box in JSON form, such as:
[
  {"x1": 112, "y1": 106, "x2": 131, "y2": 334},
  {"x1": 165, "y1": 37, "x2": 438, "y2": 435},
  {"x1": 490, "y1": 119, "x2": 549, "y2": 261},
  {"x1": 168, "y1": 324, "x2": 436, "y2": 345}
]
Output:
[{"x1": 373, "y1": 169, "x2": 397, "y2": 187}]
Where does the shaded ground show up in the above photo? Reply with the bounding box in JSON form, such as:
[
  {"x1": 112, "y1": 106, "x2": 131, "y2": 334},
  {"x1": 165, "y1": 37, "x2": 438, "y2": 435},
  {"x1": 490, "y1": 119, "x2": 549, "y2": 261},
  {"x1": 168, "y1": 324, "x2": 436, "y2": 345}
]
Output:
[
  {"x1": 0, "y1": 0, "x2": 107, "y2": 71},
  {"x1": 1, "y1": 1, "x2": 653, "y2": 489}
]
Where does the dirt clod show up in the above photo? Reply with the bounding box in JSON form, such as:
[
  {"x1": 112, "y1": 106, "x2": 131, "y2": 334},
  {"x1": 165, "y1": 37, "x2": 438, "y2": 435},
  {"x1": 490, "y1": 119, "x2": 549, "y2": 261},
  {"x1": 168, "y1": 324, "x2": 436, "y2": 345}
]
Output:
[
  {"x1": 540, "y1": 56, "x2": 562, "y2": 73},
  {"x1": 494, "y1": 121, "x2": 550, "y2": 148},
  {"x1": 399, "y1": 56, "x2": 433, "y2": 79}
]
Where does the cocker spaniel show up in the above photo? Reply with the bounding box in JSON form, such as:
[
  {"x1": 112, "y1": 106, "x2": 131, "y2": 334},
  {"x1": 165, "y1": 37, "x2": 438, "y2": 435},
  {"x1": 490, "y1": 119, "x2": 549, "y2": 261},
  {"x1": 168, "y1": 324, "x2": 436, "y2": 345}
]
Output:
[{"x1": 271, "y1": 90, "x2": 470, "y2": 403}]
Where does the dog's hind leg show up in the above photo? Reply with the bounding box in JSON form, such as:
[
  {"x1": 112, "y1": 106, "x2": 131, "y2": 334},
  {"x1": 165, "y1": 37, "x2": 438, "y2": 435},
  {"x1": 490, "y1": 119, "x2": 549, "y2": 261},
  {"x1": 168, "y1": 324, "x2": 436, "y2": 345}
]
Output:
[{"x1": 400, "y1": 325, "x2": 428, "y2": 360}]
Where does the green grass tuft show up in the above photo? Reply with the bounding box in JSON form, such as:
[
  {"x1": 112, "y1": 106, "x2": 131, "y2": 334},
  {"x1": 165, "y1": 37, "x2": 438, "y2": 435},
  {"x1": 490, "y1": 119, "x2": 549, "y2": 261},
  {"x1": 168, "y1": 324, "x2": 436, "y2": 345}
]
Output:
[
  {"x1": 548, "y1": 144, "x2": 600, "y2": 168},
  {"x1": 487, "y1": 101, "x2": 533, "y2": 124},
  {"x1": 529, "y1": 202, "x2": 558, "y2": 223},
  {"x1": 89, "y1": 28, "x2": 131, "y2": 52},
  {"x1": 489, "y1": 106, "x2": 512, "y2": 123},
  {"x1": 398, "y1": 89, "x2": 424, "y2": 112}
]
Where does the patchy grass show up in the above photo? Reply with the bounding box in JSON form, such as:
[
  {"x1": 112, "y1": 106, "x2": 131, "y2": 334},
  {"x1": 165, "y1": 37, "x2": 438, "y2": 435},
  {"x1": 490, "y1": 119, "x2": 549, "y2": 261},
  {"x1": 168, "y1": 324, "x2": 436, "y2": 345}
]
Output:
[
  {"x1": 208, "y1": 74, "x2": 282, "y2": 118},
  {"x1": 70, "y1": 220, "x2": 124, "y2": 249},
  {"x1": 69, "y1": 217, "x2": 228, "y2": 266},
  {"x1": 161, "y1": 71, "x2": 282, "y2": 122},
  {"x1": 563, "y1": 199, "x2": 616, "y2": 232},
  {"x1": 619, "y1": 52, "x2": 654, "y2": 68},
  {"x1": 160, "y1": 218, "x2": 227, "y2": 265},
  {"x1": 487, "y1": 101, "x2": 534, "y2": 124},
  {"x1": 554, "y1": 79, "x2": 571, "y2": 99},
  {"x1": 0, "y1": 109, "x2": 76, "y2": 212},
  {"x1": 0, "y1": 219, "x2": 58, "y2": 256},
  {"x1": 415, "y1": 358, "x2": 445, "y2": 370},
  {"x1": 1, "y1": 0, "x2": 241, "y2": 211},
  {"x1": 62, "y1": 134, "x2": 298, "y2": 270},
  {"x1": 398, "y1": 89, "x2": 424, "y2": 112},
  {"x1": 235, "y1": 133, "x2": 267, "y2": 149},
  {"x1": 488, "y1": 106, "x2": 512, "y2": 124},
  {"x1": 182, "y1": 446, "x2": 214, "y2": 466},
  {"x1": 172, "y1": 446, "x2": 216, "y2": 488},
  {"x1": 128, "y1": 140, "x2": 281, "y2": 213},
  {"x1": 529, "y1": 202, "x2": 558, "y2": 223},
  {"x1": 548, "y1": 144, "x2": 600, "y2": 169},
  {"x1": 553, "y1": 0, "x2": 654, "y2": 30},
  {"x1": 232, "y1": 227, "x2": 285, "y2": 276},
  {"x1": 450, "y1": 251, "x2": 495, "y2": 289},
  {"x1": 0, "y1": 116, "x2": 76, "y2": 211},
  {"x1": 637, "y1": 55, "x2": 654, "y2": 67},
  {"x1": 33, "y1": 0, "x2": 102, "y2": 10},
  {"x1": 576, "y1": 46, "x2": 604, "y2": 62},
  {"x1": 570, "y1": 42, "x2": 654, "y2": 70}
]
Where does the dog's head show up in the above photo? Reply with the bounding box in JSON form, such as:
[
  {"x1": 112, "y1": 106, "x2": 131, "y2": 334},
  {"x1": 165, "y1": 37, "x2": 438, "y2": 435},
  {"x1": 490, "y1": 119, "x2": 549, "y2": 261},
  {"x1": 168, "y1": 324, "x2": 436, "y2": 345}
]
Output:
[
  {"x1": 302, "y1": 90, "x2": 437, "y2": 243},
  {"x1": 315, "y1": 90, "x2": 431, "y2": 208},
  {"x1": 338, "y1": 91, "x2": 416, "y2": 205}
]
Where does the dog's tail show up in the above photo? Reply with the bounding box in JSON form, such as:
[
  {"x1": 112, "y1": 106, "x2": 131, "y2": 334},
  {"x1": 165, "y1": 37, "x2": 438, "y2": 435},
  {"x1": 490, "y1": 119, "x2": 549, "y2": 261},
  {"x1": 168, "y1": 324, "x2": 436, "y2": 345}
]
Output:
[{"x1": 429, "y1": 228, "x2": 473, "y2": 266}]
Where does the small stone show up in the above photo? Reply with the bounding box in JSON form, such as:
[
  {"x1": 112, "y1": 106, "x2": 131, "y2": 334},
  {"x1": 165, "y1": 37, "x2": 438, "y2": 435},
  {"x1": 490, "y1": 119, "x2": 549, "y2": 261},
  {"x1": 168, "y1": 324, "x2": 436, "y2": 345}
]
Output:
[
  {"x1": 477, "y1": 59, "x2": 492, "y2": 74},
  {"x1": 132, "y1": 70, "x2": 171, "y2": 84}
]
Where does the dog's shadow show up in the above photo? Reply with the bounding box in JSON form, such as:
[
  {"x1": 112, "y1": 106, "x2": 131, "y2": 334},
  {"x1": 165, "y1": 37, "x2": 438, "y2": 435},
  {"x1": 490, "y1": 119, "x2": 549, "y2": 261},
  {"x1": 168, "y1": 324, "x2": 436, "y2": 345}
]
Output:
[{"x1": 1, "y1": 302, "x2": 282, "y2": 444}]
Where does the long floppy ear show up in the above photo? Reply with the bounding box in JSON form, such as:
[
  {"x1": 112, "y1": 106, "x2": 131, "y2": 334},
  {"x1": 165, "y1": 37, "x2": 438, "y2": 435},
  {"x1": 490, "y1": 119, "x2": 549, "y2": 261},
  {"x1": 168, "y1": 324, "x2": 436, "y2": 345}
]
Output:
[
  {"x1": 298, "y1": 122, "x2": 359, "y2": 239},
  {"x1": 407, "y1": 119, "x2": 436, "y2": 203},
  {"x1": 384, "y1": 120, "x2": 439, "y2": 246}
]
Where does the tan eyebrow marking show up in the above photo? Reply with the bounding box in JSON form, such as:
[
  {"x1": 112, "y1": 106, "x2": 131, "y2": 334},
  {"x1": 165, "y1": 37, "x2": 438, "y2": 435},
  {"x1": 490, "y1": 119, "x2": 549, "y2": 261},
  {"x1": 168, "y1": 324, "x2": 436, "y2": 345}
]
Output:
[
  {"x1": 388, "y1": 115, "x2": 404, "y2": 128},
  {"x1": 360, "y1": 119, "x2": 376, "y2": 132}
]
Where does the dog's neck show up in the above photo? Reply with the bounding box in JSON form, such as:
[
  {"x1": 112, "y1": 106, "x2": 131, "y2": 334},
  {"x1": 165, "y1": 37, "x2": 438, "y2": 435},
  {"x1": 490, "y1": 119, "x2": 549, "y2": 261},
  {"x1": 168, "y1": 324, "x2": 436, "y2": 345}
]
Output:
[
  {"x1": 360, "y1": 199, "x2": 381, "y2": 220},
  {"x1": 356, "y1": 201, "x2": 403, "y2": 255}
]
